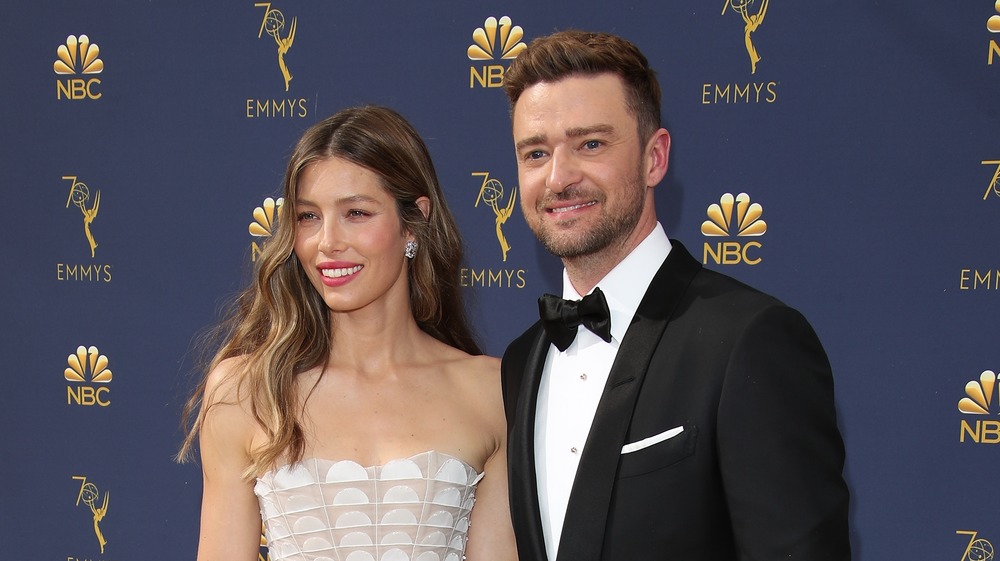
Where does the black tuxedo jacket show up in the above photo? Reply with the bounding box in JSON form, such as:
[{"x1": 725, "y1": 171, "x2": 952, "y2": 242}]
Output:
[{"x1": 501, "y1": 242, "x2": 850, "y2": 561}]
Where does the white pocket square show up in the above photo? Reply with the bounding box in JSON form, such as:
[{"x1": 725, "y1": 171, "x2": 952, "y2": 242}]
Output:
[{"x1": 621, "y1": 426, "x2": 684, "y2": 454}]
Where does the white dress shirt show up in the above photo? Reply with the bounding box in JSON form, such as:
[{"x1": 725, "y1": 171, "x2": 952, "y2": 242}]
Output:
[{"x1": 534, "y1": 223, "x2": 672, "y2": 559}]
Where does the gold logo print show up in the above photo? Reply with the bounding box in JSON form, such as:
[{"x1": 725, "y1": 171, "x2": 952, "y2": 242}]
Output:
[
  {"x1": 250, "y1": 197, "x2": 284, "y2": 261},
  {"x1": 53, "y1": 35, "x2": 103, "y2": 75},
  {"x1": 250, "y1": 197, "x2": 284, "y2": 237},
  {"x1": 989, "y1": 1, "x2": 1000, "y2": 33},
  {"x1": 701, "y1": 192, "x2": 767, "y2": 237},
  {"x1": 958, "y1": 531, "x2": 995, "y2": 561},
  {"x1": 981, "y1": 160, "x2": 1000, "y2": 199},
  {"x1": 958, "y1": 370, "x2": 997, "y2": 415},
  {"x1": 255, "y1": 3, "x2": 297, "y2": 91},
  {"x1": 467, "y1": 16, "x2": 526, "y2": 60},
  {"x1": 73, "y1": 476, "x2": 109, "y2": 553},
  {"x1": 63, "y1": 176, "x2": 100, "y2": 258},
  {"x1": 259, "y1": 523, "x2": 271, "y2": 561},
  {"x1": 64, "y1": 345, "x2": 113, "y2": 384},
  {"x1": 473, "y1": 172, "x2": 517, "y2": 262},
  {"x1": 722, "y1": 0, "x2": 769, "y2": 74}
]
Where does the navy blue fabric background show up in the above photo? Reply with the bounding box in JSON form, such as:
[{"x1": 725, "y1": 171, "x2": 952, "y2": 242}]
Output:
[{"x1": 2, "y1": 2, "x2": 998, "y2": 559}]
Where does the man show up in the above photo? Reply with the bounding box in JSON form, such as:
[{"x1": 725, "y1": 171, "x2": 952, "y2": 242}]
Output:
[{"x1": 500, "y1": 30, "x2": 850, "y2": 560}]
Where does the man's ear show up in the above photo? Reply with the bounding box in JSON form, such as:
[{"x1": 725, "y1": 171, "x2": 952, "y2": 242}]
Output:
[{"x1": 644, "y1": 128, "x2": 671, "y2": 187}]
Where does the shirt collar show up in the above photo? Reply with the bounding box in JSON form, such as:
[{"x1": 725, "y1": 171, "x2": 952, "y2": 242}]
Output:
[{"x1": 562, "y1": 223, "x2": 672, "y2": 343}]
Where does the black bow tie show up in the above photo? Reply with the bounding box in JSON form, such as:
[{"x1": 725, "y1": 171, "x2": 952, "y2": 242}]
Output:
[{"x1": 538, "y1": 287, "x2": 612, "y2": 352}]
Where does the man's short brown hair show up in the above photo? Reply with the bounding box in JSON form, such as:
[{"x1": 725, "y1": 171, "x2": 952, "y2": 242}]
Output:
[{"x1": 503, "y1": 30, "x2": 662, "y2": 141}]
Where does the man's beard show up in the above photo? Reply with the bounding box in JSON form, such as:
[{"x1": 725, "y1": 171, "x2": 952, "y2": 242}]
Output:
[{"x1": 530, "y1": 171, "x2": 646, "y2": 259}]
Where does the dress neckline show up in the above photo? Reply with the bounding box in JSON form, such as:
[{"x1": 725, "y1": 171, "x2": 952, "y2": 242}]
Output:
[{"x1": 263, "y1": 450, "x2": 482, "y2": 477}]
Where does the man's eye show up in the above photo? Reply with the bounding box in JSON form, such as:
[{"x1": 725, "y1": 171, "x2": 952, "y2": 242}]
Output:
[{"x1": 584, "y1": 140, "x2": 602, "y2": 150}]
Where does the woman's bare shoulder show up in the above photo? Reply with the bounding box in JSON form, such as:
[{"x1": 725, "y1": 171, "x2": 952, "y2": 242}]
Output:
[
  {"x1": 198, "y1": 355, "x2": 260, "y2": 459},
  {"x1": 443, "y1": 352, "x2": 503, "y2": 412},
  {"x1": 202, "y1": 355, "x2": 254, "y2": 410},
  {"x1": 461, "y1": 353, "x2": 501, "y2": 374},
  {"x1": 431, "y1": 346, "x2": 498, "y2": 379}
]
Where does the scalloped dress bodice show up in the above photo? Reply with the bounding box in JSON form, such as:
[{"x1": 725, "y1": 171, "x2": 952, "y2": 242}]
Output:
[{"x1": 254, "y1": 450, "x2": 484, "y2": 561}]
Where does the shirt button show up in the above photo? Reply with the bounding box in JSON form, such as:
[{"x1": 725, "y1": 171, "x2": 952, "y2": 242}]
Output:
[
  {"x1": 580, "y1": 373, "x2": 588, "y2": 381},
  {"x1": 570, "y1": 447, "x2": 578, "y2": 454}
]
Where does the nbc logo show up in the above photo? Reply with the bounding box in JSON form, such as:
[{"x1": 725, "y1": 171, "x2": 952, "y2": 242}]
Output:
[
  {"x1": 467, "y1": 16, "x2": 527, "y2": 89},
  {"x1": 54, "y1": 35, "x2": 103, "y2": 100},
  {"x1": 989, "y1": 1, "x2": 1000, "y2": 65},
  {"x1": 958, "y1": 370, "x2": 999, "y2": 444},
  {"x1": 65, "y1": 345, "x2": 112, "y2": 407},
  {"x1": 701, "y1": 192, "x2": 766, "y2": 265},
  {"x1": 250, "y1": 197, "x2": 283, "y2": 261}
]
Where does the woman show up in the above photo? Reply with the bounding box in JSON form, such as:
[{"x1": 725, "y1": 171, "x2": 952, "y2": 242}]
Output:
[{"x1": 179, "y1": 105, "x2": 516, "y2": 561}]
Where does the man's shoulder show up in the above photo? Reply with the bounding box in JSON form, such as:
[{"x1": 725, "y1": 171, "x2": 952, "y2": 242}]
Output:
[
  {"x1": 693, "y1": 264, "x2": 775, "y2": 296},
  {"x1": 502, "y1": 320, "x2": 543, "y2": 364},
  {"x1": 691, "y1": 265, "x2": 788, "y2": 313},
  {"x1": 499, "y1": 321, "x2": 543, "y2": 410},
  {"x1": 659, "y1": 240, "x2": 787, "y2": 312}
]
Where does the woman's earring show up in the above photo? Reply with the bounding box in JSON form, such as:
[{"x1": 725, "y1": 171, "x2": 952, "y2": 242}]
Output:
[{"x1": 404, "y1": 240, "x2": 418, "y2": 259}]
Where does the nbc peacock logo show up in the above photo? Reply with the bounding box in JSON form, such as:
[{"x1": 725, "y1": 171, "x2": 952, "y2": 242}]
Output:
[
  {"x1": 54, "y1": 34, "x2": 104, "y2": 100},
  {"x1": 467, "y1": 16, "x2": 527, "y2": 89},
  {"x1": 958, "y1": 370, "x2": 999, "y2": 444},
  {"x1": 65, "y1": 345, "x2": 112, "y2": 407},
  {"x1": 250, "y1": 197, "x2": 284, "y2": 261},
  {"x1": 989, "y1": 1, "x2": 1000, "y2": 65},
  {"x1": 700, "y1": 192, "x2": 766, "y2": 266}
]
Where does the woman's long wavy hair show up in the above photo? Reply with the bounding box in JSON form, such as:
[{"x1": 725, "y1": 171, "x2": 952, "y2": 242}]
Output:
[{"x1": 178, "y1": 105, "x2": 480, "y2": 477}]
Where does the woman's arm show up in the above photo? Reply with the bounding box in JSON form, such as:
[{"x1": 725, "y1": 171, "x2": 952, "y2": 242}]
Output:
[
  {"x1": 195, "y1": 360, "x2": 263, "y2": 561},
  {"x1": 464, "y1": 357, "x2": 518, "y2": 561}
]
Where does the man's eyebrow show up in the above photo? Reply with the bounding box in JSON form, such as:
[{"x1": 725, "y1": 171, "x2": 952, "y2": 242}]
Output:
[
  {"x1": 515, "y1": 134, "x2": 546, "y2": 151},
  {"x1": 515, "y1": 124, "x2": 617, "y2": 151},
  {"x1": 565, "y1": 124, "x2": 615, "y2": 138}
]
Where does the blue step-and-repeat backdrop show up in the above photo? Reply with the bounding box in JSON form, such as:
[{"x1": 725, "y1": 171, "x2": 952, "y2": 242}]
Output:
[{"x1": 2, "y1": 2, "x2": 998, "y2": 559}]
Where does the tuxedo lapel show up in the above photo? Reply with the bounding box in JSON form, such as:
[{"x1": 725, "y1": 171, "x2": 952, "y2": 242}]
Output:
[
  {"x1": 555, "y1": 242, "x2": 702, "y2": 561},
  {"x1": 507, "y1": 325, "x2": 552, "y2": 561}
]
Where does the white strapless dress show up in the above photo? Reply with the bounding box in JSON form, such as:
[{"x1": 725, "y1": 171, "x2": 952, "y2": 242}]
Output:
[{"x1": 254, "y1": 451, "x2": 484, "y2": 561}]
